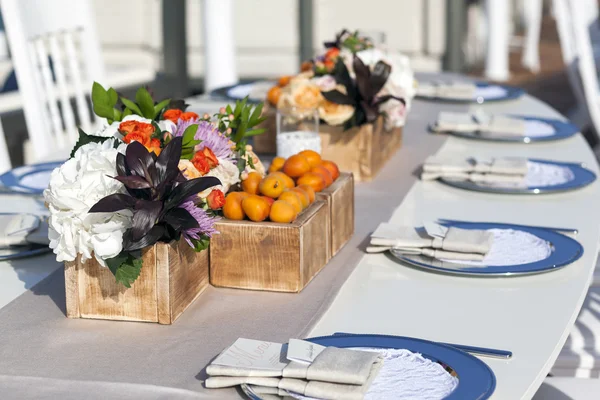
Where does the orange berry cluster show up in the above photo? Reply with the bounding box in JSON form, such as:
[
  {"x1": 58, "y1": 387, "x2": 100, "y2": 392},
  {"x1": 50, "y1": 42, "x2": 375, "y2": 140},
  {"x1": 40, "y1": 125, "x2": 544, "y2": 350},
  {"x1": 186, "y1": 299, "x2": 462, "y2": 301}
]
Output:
[{"x1": 223, "y1": 150, "x2": 340, "y2": 223}]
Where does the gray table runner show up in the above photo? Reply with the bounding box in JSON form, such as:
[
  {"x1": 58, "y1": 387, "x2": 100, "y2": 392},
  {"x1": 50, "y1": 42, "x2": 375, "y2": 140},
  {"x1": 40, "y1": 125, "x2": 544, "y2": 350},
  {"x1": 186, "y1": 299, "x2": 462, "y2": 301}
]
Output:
[{"x1": 0, "y1": 85, "x2": 467, "y2": 399}]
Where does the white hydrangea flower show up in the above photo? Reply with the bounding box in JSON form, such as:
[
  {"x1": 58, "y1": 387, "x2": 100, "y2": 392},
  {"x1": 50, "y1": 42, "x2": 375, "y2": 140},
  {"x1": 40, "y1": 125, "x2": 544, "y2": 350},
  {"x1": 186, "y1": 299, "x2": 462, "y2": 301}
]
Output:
[{"x1": 43, "y1": 139, "x2": 132, "y2": 265}]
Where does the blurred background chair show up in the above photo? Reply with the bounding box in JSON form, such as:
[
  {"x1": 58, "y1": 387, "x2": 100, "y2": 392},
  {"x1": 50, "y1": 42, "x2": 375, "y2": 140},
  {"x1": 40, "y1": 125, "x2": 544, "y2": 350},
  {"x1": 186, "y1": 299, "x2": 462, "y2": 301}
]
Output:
[{"x1": 0, "y1": 0, "x2": 105, "y2": 163}]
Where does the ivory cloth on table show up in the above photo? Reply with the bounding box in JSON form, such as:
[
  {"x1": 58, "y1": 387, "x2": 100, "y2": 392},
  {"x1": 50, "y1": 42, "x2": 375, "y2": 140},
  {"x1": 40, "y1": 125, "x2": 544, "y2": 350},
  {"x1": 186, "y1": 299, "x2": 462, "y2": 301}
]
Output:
[{"x1": 0, "y1": 75, "x2": 467, "y2": 400}]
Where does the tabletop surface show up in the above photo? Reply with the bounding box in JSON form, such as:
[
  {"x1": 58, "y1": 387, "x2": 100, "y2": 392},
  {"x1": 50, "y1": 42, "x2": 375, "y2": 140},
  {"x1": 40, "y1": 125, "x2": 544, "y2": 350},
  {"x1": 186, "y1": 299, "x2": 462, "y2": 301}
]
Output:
[
  {"x1": 0, "y1": 78, "x2": 598, "y2": 400},
  {"x1": 309, "y1": 96, "x2": 600, "y2": 399}
]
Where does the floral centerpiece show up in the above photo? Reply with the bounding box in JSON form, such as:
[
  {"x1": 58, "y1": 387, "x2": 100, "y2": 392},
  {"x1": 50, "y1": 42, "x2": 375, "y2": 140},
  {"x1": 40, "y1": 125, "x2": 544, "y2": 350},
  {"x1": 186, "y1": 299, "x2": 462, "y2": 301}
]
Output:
[
  {"x1": 45, "y1": 83, "x2": 266, "y2": 289},
  {"x1": 268, "y1": 29, "x2": 415, "y2": 131}
]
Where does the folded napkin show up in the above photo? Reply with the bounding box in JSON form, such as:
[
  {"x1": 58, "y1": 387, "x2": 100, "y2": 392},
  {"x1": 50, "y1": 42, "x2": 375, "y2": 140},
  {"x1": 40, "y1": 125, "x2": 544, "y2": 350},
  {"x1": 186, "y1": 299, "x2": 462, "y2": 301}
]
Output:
[
  {"x1": 432, "y1": 111, "x2": 526, "y2": 136},
  {"x1": 421, "y1": 156, "x2": 528, "y2": 184},
  {"x1": 368, "y1": 222, "x2": 493, "y2": 261},
  {"x1": 0, "y1": 214, "x2": 43, "y2": 248},
  {"x1": 205, "y1": 338, "x2": 383, "y2": 399},
  {"x1": 417, "y1": 82, "x2": 477, "y2": 100},
  {"x1": 279, "y1": 358, "x2": 383, "y2": 400}
]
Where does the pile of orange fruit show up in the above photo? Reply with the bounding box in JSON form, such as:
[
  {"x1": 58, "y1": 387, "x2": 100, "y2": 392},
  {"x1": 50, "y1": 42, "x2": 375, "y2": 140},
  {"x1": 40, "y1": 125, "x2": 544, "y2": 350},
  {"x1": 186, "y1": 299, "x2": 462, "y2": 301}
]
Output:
[{"x1": 223, "y1": 150, "x2": 340, "y2": 223}]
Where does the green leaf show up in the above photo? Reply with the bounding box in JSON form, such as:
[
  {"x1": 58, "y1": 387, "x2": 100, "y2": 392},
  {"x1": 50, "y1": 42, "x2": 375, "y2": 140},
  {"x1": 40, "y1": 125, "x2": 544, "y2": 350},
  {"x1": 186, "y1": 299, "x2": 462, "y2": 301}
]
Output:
[
  {"x1": 225, "y1": 104, "x2": 233, "y2": 114},
  {"x1": 113, "y1": 108, "x2": 122, "y2": 121},
  {"x1": 106, "y1": 252, "x2": 143, "y2": 288},
  {"x1": 69, "y1": 128, "x2": 112, "y2": 158},
  {"x1": 121, "y1": 97, "x2": 143, "y2": 116},
  {"x1": 244, "y1": 128, "x2": 266, "y2": 137},
  {"x1": 136, "y1": 87, "x2": 155, "y2": 119},
  {"x1": 182, "y1": 124, "x2": 199, "y2": 144},
  {"x1": 190, "y1": 236, "x2": 210, "y2": 252},
  {"x1": 93, "y1": 103, "x2": 115, "y2": 119},
  {"x1": 236, "y1": 156, "x2": 247, "y2": 174},
  {"x1": 122, "y1": 107, "x2": 132, "y2": 118},
  {"x1": 107, "y1": 87, "x2": 119, "y2": 107},
  {"x1": 153, "y1": 98, "x2": 171, "y2": 119},
  {"x1": 91, "y1": 82, "x2": 110, "y2": 114},
  {"x1": 248, "y1": 103, "x2": 264, "y2": 126}
]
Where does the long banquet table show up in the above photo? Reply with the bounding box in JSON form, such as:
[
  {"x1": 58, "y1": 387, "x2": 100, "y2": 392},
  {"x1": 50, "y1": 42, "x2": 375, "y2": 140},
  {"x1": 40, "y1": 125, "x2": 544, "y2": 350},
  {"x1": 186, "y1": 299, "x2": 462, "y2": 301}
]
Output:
[{"x1": 0, "y1": 76, "x2": 599, "y2": 399}]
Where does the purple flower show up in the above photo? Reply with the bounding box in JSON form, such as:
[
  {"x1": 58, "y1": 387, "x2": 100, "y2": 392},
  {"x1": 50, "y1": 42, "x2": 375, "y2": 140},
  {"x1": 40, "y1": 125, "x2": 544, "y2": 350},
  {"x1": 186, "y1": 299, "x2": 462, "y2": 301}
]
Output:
[
  {"x1": 179, "y1": 200, "x2": 219, "y2": 247},
  {"x1": 174, "y1": 119, "x2": 235, "y2": 162}
]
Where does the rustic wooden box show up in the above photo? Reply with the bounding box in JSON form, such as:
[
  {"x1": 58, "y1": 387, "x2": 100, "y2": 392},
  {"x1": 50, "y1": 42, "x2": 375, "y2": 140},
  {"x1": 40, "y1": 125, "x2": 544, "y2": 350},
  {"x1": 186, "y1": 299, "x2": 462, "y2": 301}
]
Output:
[
  {"x1": 318, "y1": 117, "x2": 402, "y2": 182},
  {"x1": 209, "y1": 200, "x2": 330, "y2": 292},
  {"x1": 64, "y1": 241, "x2": 209, "y2": 324},
  {"x1": 252, "y1": 112, "x2": 402, "y2": 182},
  {"x1": 316, "y1": 172, "x2": 355, "y2": 257}
]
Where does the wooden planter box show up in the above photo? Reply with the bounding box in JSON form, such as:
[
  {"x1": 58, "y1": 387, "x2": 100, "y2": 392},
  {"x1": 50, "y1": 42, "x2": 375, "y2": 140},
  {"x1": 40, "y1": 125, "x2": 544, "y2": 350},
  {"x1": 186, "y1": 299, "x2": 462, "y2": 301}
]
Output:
[
  {"x1": 64, "y1": 241, "x2": 209, "y2": 324},
  {"x1": 210, "y1": 200, "x2": 330, "y2": 292},
  {"x1": 252, "y1": 110, "x2": 402, "y2": 182},
  {"x1": 316, "y1": 172, "x2": 355, "y2": 257}
]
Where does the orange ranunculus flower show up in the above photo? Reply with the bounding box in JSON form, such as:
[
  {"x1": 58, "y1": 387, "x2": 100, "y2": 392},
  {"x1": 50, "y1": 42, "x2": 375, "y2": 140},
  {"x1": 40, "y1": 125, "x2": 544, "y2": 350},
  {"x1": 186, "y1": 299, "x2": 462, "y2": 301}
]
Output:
[
  {"x1": 118, "y1": 120, "x2": 140, "y2": 135},
  {"x1": 180, "y1": 111, "x2": 199, "y2": 121},
  {"x1": 146, "y1": 138, "x2": 162, "y2": 156},
  {"x1": 123, "y1": 131, "x2": 151, "y2": 146},
  {"x1": 207, "y1": 189, "x2": 225, "y2": 210},
  {"x1": 119, "y1": 120, "x2": 154, "y2": 138},
  {"x1": 163, "y1": 109, "x2": 182, "y2": 123},
  {"x1": 191, "y1": 151, "x2": 210, "y2": 175},
  {"x1": 201, "y1": 147, "x2": 219, "y2": 169},
  {"x1": 325, "y1": 47, "x2": 340, "y2": 60}
]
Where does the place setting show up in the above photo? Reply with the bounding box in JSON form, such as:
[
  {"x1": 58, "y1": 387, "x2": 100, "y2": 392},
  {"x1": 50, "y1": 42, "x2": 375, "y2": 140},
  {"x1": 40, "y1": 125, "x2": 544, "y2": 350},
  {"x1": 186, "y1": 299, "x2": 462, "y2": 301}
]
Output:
[
  {"x1": 0, "y1": 213, "x2": 51, "y2": 260},
  {"x1": 421, "y1": 155, "x2": 596, "y2": 194},
  {"x1": 0, "y1": 160, "x2": 62, "y2": 195},
  {"x1": 203, "y1": 335, "x2": 498, "y2": 400},
  {"x1": 367, "y1": 220, "x2": 583, "y2": 276},
  {"x1": 416, "y1": 81, "x2": 524, "y2": 104},
  {"x1": 429, "y1": 111, "x2": 579, "y2": 143}
]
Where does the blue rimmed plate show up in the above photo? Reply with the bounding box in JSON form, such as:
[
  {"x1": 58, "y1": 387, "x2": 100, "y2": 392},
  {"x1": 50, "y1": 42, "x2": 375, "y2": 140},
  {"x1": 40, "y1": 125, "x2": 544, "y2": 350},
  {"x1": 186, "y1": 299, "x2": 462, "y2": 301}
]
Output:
[
  {"x1": 417, "y1": 81, "x2": 524, "y2": 103},
  {"x1": 242, "y1": 333, "x2": 496, "y2": 400},
  {"x1": 0, "y1": 161, "x2": 63, "y2": 195},
  {"x1": 438, "y1": 159, "x2": 596, "y2": 194},
  {"x1": 210, "y1": 80, "x2": 276, "y2": 104},
  {"x1": 439, "y1": 115, "x2": 579, "y2": 143},
  {"x1": 390, "y1": 221, "x2": 583, "y2": 277}
]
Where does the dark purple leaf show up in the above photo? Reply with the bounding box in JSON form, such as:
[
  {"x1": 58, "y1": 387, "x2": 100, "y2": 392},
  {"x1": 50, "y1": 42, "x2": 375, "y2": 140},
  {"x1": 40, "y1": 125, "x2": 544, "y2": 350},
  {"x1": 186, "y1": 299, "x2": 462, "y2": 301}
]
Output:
[
  {"x1": 155, "y1": 136, "x2": 182, "y2": 185},
  {"x1": 89, "y1": 193, "x2": 136, "y2": 213},
  {"x1": 332, "y1": 59, "x2": 356, "y2": 99},
  {"x1": 361, "y1": 100, "x2": 378, "y2": 123},
  {"x1": 165, "y1": 177, "x2": 221, "y2": 209},
  {"x1": 353, "y1": 55, "x2": 372, "y2": 100},
  {"x1": 116, "y1": 153, "x2": 127, "y2": 176},
  {"x1": 163, "y1": 208, "x2": 199, "y2": 231},
  {"x1": 370, "y1": 61, "x2": 391, "y2": 97},
  {"x1": 114, "y1": 175, "x2": 152, "y2": 189},
  {"x1": 131, "y1": 199, "x2": 162, "y2": 241},
  {"x1": 373, "y1": 95, "x2": 406, "y2": 107},
  {"x1": 123, "y1": 225, "x2": 166, "y2": 251},
  {"x1": 125, "y1": 142, "x2": 157, "y2": 185},
  {"x1": 321, "y1": 90, "x2": 355, "y2": 105}
]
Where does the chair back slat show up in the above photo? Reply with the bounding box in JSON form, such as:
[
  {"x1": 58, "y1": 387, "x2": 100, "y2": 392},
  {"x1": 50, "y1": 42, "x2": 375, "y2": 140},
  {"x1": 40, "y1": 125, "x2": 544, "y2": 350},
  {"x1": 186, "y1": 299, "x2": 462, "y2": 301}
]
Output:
[
  {"x1": 33, "y1": 38, "x2": 65, "y2": 149},
  {"x1": 63, "y1": 31, "x2": 93, "y2": 134},
  {"x1": 49, "y1": 34, "x2": 77, "y2": 143},
  {"x1": 0, "y1": 0, "x2": 106, "y2": 162}
]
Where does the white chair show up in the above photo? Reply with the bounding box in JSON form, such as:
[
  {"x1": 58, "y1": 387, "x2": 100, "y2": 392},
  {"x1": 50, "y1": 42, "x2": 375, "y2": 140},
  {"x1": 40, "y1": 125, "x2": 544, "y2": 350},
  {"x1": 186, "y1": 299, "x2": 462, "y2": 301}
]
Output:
[
  {"x1": 484, "y1": 0, "x2": 511, "y2": 81},
  {"x1": 521, "y1": 0, "x2": 543, "y2": 73},
  {"x1": 534, "y1": 377, "x2": 600, "y2": 399},
  {"x1": 0, "y1": 0, "x2": 106, "y2": 163}
]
